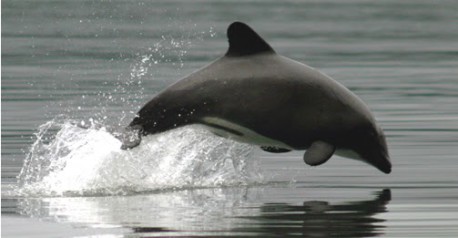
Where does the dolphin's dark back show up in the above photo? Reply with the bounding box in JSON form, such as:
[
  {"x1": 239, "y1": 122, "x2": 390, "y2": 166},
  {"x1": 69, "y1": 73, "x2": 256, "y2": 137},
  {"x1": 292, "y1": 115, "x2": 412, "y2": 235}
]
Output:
[{"x1": 156, "y1": 53, "x2": 373, "y2": 148}]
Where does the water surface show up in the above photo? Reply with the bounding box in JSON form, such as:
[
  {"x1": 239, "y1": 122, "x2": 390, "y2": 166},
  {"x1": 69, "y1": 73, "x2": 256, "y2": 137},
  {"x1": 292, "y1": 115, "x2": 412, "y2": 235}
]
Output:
[{"x1": 2, "y1": 0, "x2": 458, "y2": 237}]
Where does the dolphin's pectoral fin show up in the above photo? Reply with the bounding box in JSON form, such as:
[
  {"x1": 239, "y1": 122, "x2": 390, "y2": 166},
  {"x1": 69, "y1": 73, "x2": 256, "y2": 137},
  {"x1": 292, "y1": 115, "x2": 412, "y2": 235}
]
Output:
[
  {"x1": 303, "y1": 141, "x2": 336, "y2": 166},
  {"x1": 261, "y1": 146, "x2": 291, "y2": 153},
  {"x1": 117, "y1": 125, "x2": 143, "y2": 150}
]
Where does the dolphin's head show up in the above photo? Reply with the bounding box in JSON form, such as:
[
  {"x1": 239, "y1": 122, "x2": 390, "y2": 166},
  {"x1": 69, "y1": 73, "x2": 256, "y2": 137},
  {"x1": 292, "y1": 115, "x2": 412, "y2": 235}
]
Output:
[{"x1": 351, "y1": 124, "x2": 392, "y2": 174}]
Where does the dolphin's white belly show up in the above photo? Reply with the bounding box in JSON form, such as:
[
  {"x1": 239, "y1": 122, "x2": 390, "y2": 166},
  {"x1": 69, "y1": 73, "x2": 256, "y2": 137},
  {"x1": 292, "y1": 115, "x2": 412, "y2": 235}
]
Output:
[
  {"x1": 202, "y1": 117, "x2": 365, "y2": 160},
  {"x1": 201, "y1": 117, "x2": 293, "y2": 149}
]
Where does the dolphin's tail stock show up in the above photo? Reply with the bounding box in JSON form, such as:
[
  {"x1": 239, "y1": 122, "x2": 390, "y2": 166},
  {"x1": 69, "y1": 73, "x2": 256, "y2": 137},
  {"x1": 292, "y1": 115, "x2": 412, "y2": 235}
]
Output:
[
  {"x1": 72, "y1": 119, "x2": 141, "y2": 149},
  {"x1": 118, "y1": 125, "x2": 143, "y2": 150}
]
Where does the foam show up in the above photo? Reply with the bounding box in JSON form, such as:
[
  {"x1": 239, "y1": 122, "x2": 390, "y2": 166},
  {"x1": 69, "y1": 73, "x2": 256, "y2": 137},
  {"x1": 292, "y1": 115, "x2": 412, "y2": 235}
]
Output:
[{"x1": 16, "y1": 118, "x2": 263, "y2": 197}]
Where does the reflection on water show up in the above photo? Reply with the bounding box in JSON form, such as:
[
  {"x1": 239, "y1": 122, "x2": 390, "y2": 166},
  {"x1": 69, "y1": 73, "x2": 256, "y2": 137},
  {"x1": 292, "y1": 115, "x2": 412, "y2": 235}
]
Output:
[
  {"x1": 10, "y1": 187, "x2": 263, "y2": 233},
  {"x1": 233, "y1": 189, "x2": 391, "y2": 237},
  {"x1": 3, "y1": 188, "x2": 390, "y2": 237}
]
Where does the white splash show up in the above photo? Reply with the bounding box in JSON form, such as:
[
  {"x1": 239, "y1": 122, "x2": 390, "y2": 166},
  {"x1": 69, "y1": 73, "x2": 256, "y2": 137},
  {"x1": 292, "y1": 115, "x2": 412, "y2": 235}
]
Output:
[
  {"x1": 130, "y1": 25, "x2": 217, "y2": 80},
  {"x1": 16, "y1": 118, "x2": 263, "y2": 197}
]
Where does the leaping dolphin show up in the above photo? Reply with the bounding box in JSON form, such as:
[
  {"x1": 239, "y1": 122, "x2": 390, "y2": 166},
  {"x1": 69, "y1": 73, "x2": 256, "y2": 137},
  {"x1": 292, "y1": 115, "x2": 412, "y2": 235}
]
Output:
[{"x1": 121, "y1": 21, "x2": 392, "y2": 174}]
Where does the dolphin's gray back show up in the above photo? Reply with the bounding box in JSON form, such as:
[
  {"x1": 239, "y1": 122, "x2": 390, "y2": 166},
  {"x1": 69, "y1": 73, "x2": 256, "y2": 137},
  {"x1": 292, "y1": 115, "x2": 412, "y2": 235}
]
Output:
[{"x1": 156, "y1": 53, "x2": 375, "y2": 149}]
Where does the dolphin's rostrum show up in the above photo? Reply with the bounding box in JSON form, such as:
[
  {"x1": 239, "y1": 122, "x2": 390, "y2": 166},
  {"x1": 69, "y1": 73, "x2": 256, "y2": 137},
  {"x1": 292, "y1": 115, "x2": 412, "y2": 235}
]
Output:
[{"x1": 121, "y1": 22, "x2": 392, "y2": 174}]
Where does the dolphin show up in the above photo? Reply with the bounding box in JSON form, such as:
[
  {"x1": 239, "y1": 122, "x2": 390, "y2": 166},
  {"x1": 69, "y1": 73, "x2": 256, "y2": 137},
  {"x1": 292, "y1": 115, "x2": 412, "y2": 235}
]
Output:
[{"x1": 121, "y1": 21, "x2": 392, "y2": 174}]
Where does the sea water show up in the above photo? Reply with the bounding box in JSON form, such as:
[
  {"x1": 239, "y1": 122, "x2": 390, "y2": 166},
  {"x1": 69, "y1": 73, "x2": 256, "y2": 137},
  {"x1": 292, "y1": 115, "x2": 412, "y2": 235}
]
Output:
[{"x1": 2, "y1": 0, "x2": 458, "y2": 237}]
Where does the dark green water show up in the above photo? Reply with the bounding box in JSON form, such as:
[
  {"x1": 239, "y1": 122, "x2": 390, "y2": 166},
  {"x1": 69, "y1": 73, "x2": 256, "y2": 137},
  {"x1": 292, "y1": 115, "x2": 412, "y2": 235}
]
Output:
[{"x1": 2, "y1": 0, "x2": 458, "y2": 237}]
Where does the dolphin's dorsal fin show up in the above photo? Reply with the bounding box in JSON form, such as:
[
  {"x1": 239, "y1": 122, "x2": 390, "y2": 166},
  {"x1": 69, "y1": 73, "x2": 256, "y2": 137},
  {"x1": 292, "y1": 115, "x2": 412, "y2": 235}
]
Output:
[{"x1": 225, "y1": 22, "x2": 275, "y2": 57}]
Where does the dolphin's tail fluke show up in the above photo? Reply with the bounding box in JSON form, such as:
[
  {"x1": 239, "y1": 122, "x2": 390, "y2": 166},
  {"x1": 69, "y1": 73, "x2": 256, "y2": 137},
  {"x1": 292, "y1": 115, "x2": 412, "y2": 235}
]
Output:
[{"x1": 117, "y1": 125, "x2": 143, "y2": 150}]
